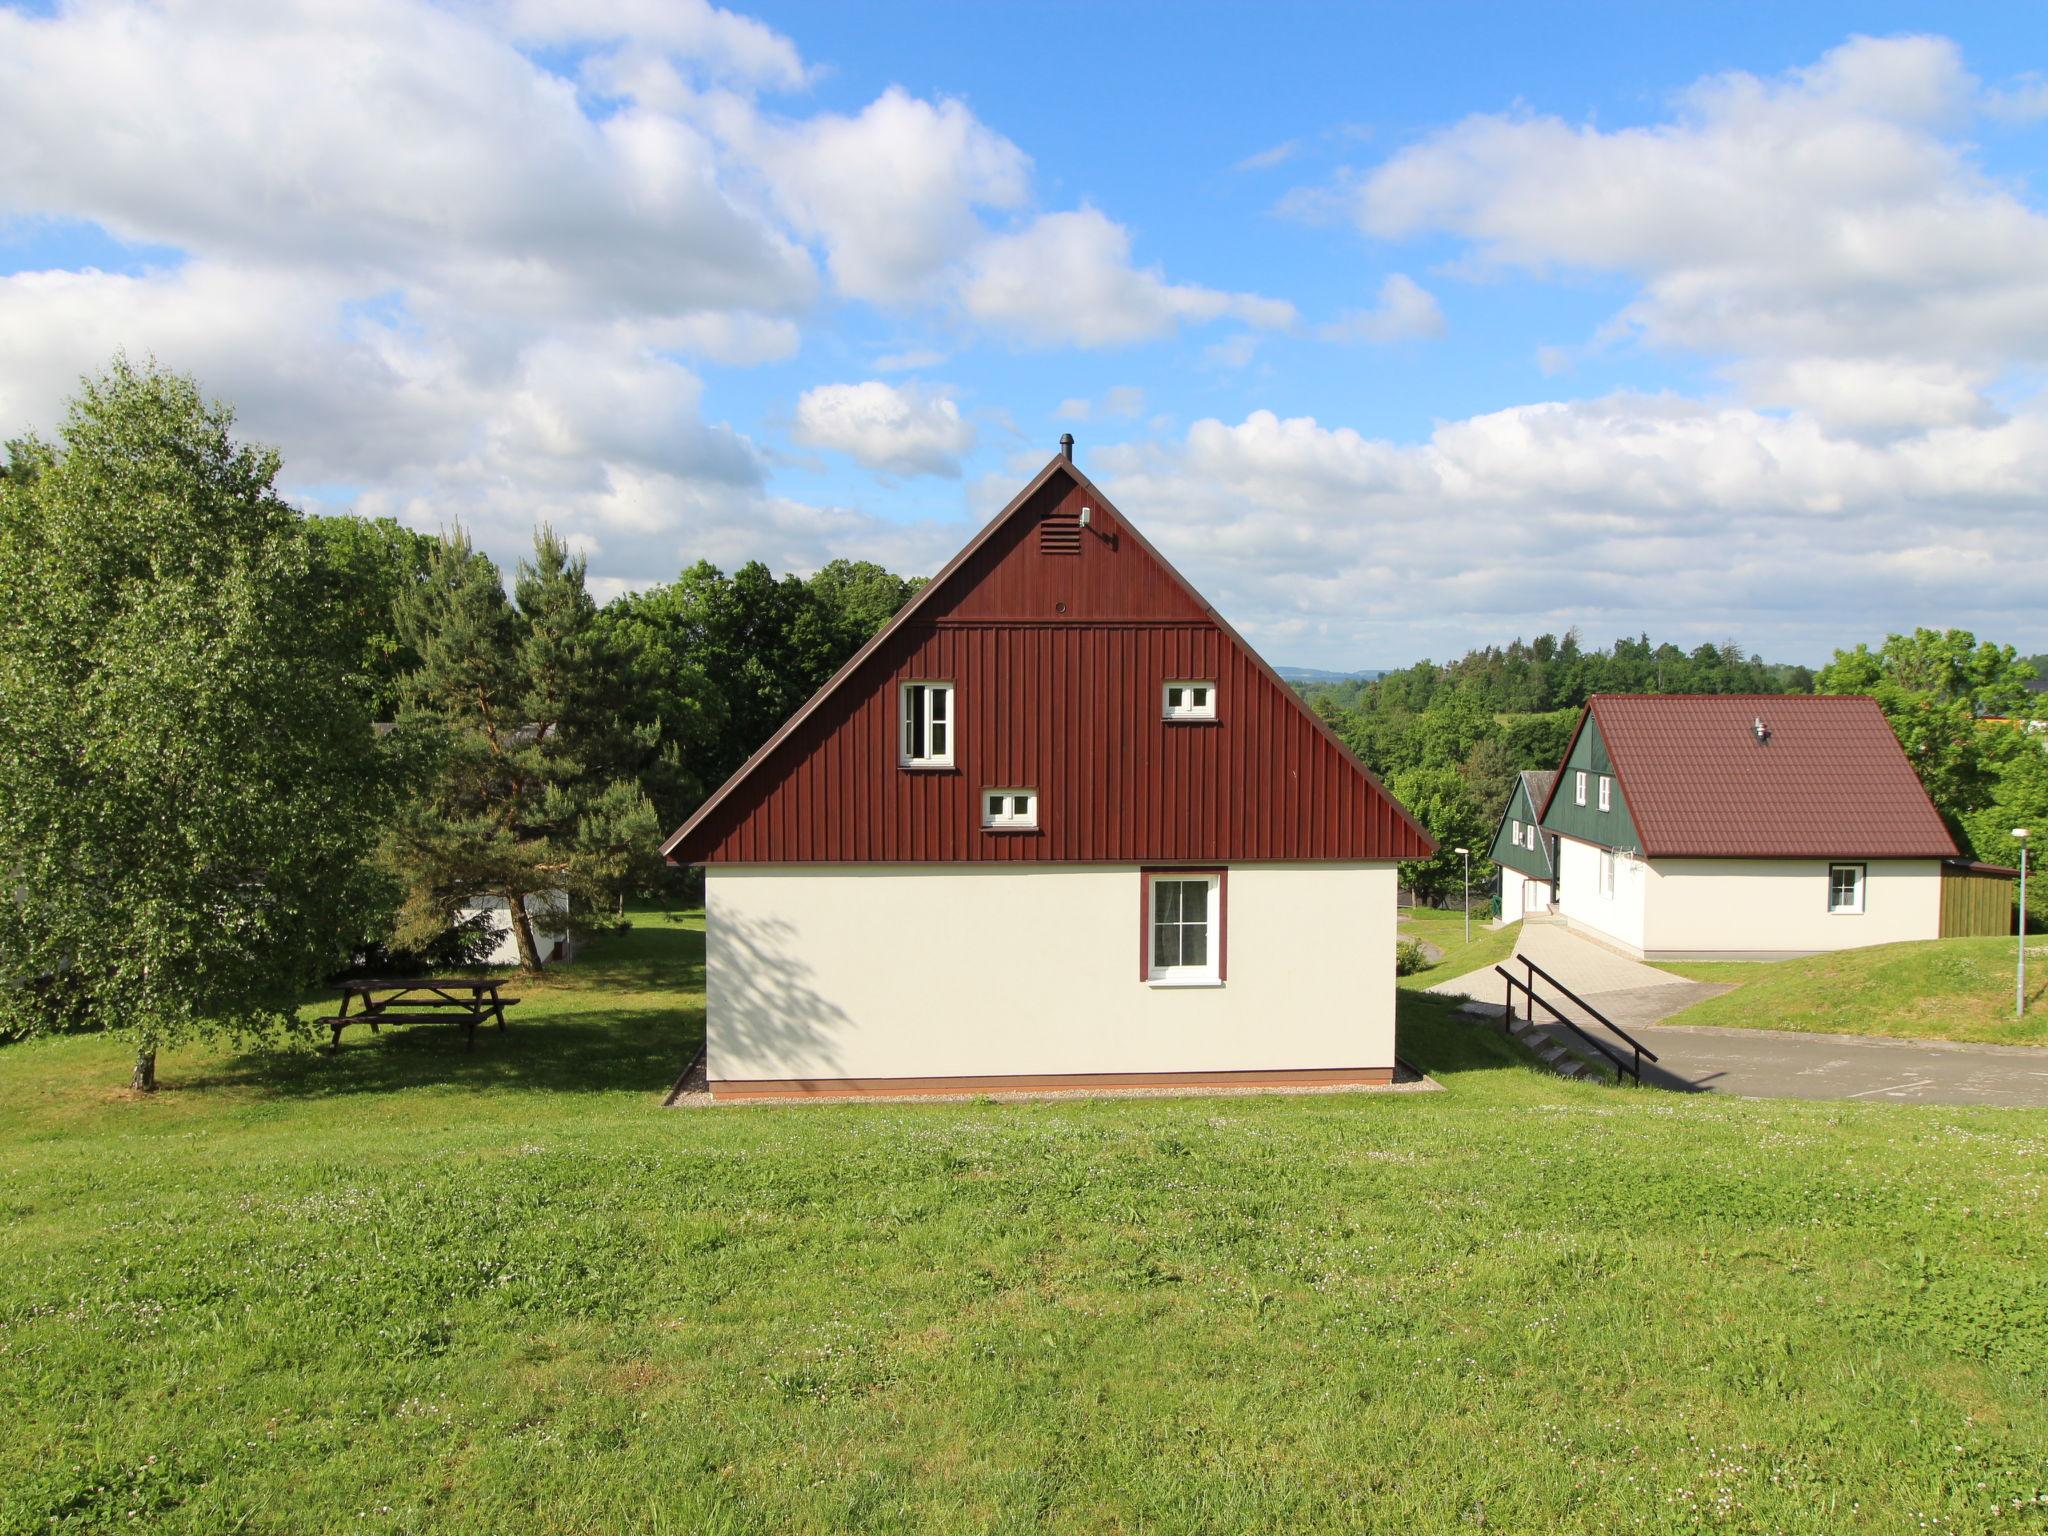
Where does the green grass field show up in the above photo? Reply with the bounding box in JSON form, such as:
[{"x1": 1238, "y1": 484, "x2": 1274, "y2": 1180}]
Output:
[
  {"x1": 1658, "y1": 937, "x2": 2048, "y2": 1047},
  {"x1": 5, "y1": 910, "x2": 2048, "y2": 1533},
  {"x1": 1396, "y1": 906, "x2": 1520, "y2": 990}
]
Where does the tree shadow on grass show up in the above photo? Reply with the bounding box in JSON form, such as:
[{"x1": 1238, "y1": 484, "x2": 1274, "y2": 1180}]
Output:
[
  {"x1": 1397, "y1": 990, "x2": 1557, "y2": 1084},
  {"x1": 187, "y1": 1006, "x2": 704, "y2": 1100},
  {"x1": 187, "y1": 917, "x2": 709, "y2": 1100}
]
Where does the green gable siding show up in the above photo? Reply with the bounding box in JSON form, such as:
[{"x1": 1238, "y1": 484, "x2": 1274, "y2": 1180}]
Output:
[
  {"x1": 1488, "y1": 777, "x2": 1551, "y2": 878},
  {"x1": 1541, "y1": 713, "x2": 1641, "y2": 852}
]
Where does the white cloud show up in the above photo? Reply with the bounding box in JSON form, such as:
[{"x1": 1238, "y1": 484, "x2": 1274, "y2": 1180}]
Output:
[
  {"x1": 1346, "y1": 35, "x2": 2048, "y2": 379},
  {"x1": 738, "y1": 87, "x2": 1032, "y2": 304},
  {"x1": 500, "y1": 0, "x2": 811, "y2": 91},
  {"x1": 1234, "y1": 139, "x2": 1300, "y2": 172},
  {"x1": 793, "y1": 380, "x2": 976, "y2": 476},
  {"x1": 960, "y1": 208, "x2": 1298, "y2": 347},
  {"x1": 1054, "y1": 385, "x2": 1146, "y2": 423},
  {"x1": 1095, "y1": 395, "x2": 2048, "y2": 663},
  {"x1": 0, "y1": 1, "x2": 818, "y2": 322},
  {"x1": 874, "y1": 347, "x2": 950, "y2": 372},
  {"x1": 1319, "y1": 273, "x2": 1446, "y2": 344}
]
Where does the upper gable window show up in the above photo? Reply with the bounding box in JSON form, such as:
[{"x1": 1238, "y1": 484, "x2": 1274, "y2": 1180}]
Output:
[
  {"x1": 983, "y1": 788, "x2": 1038, "y2": 830},
  {"x1": 1511, "y1": 817, "x2": 1522, "y2": 845},
  {"x1": 900, "y1": 681, "x2": 954, "y2": 767},
  {"x1": 1597, "y1": 775, "x2": 1612, "y2": 813},
  {"x1": 1163, "y1": 681, "x2": 1216, "y2": 721},
  {"x1": 1574, "y1": 770, "x2": 1588, "y2": 806}
]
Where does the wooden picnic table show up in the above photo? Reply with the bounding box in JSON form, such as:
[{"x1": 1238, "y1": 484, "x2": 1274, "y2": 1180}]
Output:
[{"x1": 319, "y1": 976, "x2": 520, "y2": 1051}]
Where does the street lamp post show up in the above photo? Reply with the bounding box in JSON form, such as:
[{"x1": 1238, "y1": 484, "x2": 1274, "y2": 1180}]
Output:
[
  {"x1": 1454, "y1": 847, "x2": 1471, "y2": 946},
  {"x1": 2017, "y1": 828, "x2": 2031, "y2": 1019}
]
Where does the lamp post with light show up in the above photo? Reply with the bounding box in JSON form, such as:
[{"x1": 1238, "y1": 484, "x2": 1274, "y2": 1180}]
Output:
[
  {"x1": 1454, "y1": 847, "x2": 1471, "y2": 946},
  {"x1": 2017, "y1": 828, "x2": 2031, "y2": 1019}
]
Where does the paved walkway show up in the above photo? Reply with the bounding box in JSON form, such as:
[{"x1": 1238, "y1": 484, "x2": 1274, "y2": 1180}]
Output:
[
  {"x1": 1427, "y1": 921, "x2": 2048, "y2": 1107},
  {"x1": 1426, "y1": 919, "x2": 1731, "y2": 1031}
]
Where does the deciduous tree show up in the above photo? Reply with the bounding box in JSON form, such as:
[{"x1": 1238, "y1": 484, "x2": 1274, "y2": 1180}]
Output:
[{"x1": 0, "y1": 360, "x2": 390, "y2": 1089}]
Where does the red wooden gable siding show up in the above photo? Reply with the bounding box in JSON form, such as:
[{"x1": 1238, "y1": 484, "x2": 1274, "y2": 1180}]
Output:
[{"x1": 665, "y1": 458, "x2": 1433, "y2": 865}]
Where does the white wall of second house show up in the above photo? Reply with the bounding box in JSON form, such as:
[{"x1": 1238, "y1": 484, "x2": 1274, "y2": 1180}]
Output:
[
  {"x1": 1553, "y1": 836, "x2": 1649, "y2": 954},
  {"x1": 703, "y1": 863, "x2": 1397, "y2": 1083},
  {"x1": 1641, "y1": 858, "x2": 1944, "y2": 956}
]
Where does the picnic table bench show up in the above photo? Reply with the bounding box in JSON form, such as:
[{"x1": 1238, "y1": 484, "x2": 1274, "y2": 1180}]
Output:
[{"x1": 318, "y1": 977, "x2": 520, "y2": 1050}]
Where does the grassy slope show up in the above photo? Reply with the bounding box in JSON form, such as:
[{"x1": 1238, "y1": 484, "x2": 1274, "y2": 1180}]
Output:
[
  {"x1": 1395, "y1": 907, "x2": 1520, "y2": 992},
  {"x1": 1, "y1": 912, "x2": 2045, "y2": 1533},
  {"x1": 1657, "y1": 937, "x2": 2048, "y2": 1047}
]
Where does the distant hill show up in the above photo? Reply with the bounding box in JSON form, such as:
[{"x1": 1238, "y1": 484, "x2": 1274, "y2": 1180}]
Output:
[{"x1": 1276, "y1": 666, "x2": 1388, "y2": 683}]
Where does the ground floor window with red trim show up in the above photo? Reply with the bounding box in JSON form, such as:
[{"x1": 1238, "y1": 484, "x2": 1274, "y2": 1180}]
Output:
[{"x1": 1142, "y1": 868, "x2": 1226, "y2": 985}]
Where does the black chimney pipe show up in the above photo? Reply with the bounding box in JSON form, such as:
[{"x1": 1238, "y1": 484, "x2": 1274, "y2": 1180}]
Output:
[{"x1": 1059, "y1": 432, "x2": 1074, "y2": 462}]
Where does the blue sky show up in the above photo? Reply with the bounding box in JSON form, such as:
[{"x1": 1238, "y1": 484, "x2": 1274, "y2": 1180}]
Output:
[{"x1": 4, "y1": 1, "x2": 2047, "y2": 667}]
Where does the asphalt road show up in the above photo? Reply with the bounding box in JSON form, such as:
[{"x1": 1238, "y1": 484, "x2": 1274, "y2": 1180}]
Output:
[{"x1": 1582, "y1": 1020, "x2": 2048, "y2": 1106}]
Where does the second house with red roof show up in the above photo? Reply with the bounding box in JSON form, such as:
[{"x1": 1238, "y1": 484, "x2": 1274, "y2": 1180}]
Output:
[{"x1": 1534, "y1": 693, "x2": 2014, "y2": 959}]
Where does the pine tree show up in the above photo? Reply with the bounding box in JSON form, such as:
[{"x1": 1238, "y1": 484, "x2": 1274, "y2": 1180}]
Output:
[{"x1": 387, "y1": 528, "x2": 658, "y2": 971}]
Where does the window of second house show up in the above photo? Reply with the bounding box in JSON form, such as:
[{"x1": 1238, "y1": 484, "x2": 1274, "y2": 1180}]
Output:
[
  {"x1": 1511, "y1": 817, "x2": 1523, "y2": 845},
  {"x1": 1575, "y1": 770, "x2": 1588, "y2": 805},
  {"x1": 1163, "y1": 681, "x2": 1217, "y2": 720},
  {"x1": 1598, "y1": 775, "x2": 1612, "y2": 813},
  {"x1": 983, "y1": 788, "x2": 1038, "y2": 829},
  {"x1": 1827, "y1": 862, "x2": 1865, "y2": 914},
  {"x1": 900, "y1": 681, "x2": 954, "y2": 766}
]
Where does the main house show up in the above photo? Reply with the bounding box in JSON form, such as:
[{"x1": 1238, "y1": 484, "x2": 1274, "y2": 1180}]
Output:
[
  {"x1": 1534, "y1": 693, "x2": 2012, "y2": 959},
  {"x1": 1487, "y1": 769, "x2": 1558, "y2": 917},
  {"x1": 662, "y1": 448, "x2": 1434, "y2": 1099}
]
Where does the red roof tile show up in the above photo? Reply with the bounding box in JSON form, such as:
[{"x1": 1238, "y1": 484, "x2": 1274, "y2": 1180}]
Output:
[{"x1": 1566, "y1": 694, "x2": 1959, "y2": 860}]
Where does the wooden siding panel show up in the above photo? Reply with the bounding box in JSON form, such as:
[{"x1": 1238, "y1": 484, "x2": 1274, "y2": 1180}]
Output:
[
  {"x1": 672, "y1": 459, "x2": 1430, "y2": 866},
  {"x1": 686, "y1": 614, "x2": 1429, "y2": 864}
]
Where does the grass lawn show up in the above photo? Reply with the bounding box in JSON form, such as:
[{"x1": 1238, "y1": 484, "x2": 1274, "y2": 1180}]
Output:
[
  {"x1": 1657, "y1": 937, "x2": 2048, "y2": 1048},
  {"x1": 1397, "y1": 905, "x2": 1520, "y2": 991},
  {"x1": 4, "y1": 909, "x2": 2048, "y2": 1533}
]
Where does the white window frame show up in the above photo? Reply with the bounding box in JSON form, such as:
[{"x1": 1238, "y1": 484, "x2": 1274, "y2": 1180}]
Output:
[
  {"x1": 1599, "y1": 849, "x2": 1617, "y2": 899},
  {"x1": 1827, "y1": 862, "x2": 1866, "y2": 915},
  {"x1": 1511, "y1": 817, "x2": 1522, "y2": 846},
  {"x1": 1598, "y1": 776, "x2": 1612, "y2": 813},
  {"x1": 1145, "y1": 871, "x2": 1222, "y2": 986},
  {"x1": 1575, "y1": 770, "x2": 1588, "y2": 806},
  {"x1": 899, "y1": 680, "x2": 954, "y2": 767},
  {"x1": 1162, "y1": 680, "x2": 1217, "y2": 721},
  {"x1": 981, "y1": 787, "x2": 1038, "y2": 830}
]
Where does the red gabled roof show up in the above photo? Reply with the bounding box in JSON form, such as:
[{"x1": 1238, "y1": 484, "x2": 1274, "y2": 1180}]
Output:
[
  {"x1": 662, "y1": 454, "x2": 1434, "y2": 865},
  {"x1": 1540, "y1": 693, "x2": 1959, "y2": 860}
]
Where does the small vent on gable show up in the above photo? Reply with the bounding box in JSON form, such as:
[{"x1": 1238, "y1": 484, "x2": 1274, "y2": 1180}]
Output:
[{"x1": 1039, "y1": 510, "x2": 1082, "y2": 555}]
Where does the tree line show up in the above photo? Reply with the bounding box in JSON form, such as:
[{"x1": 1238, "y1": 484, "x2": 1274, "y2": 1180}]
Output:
[
  {"x1": 1305, "y1": 632, "x2": 2047, "y2": 921},
  {"x1": 0, "y1": 362, "x2": 919, "y2": 1087}
]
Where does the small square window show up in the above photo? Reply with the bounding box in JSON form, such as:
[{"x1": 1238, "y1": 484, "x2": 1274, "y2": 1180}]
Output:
[
  {"x1": 1597, "y1": 776, "x2": 1612, "y2": 813},
  {"x1": 983, "y1": 788, "x2": 1038, "y2": 829},
  {"x1": 1827, "y1": 863, "x2": 1865, "y2": 914},
  {"x1": 900, "y1": 681, "x2": 954, "y2": 766},
  {"x1": 1574, "y1": 770, "x2": 1588, "y2": 805},
  {"x1": 1162, "y1": 680, "x2": 1217, "y2": 720}
]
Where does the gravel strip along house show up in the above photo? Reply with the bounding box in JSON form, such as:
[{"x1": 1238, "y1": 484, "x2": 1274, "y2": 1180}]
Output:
[{"x1": 661, "y1": 444, "x2": 1434, "y2": 1100}]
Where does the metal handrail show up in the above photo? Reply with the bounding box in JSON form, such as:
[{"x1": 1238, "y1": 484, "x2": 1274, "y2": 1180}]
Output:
[
  {"x1": 1494, "y1": 965, "x2": 1635, "y2": 1081},
  {"x1": 1519, "y1": 954, "x2": 1659, "y2": 1064}
]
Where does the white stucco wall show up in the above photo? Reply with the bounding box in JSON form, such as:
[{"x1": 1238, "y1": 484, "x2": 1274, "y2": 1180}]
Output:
[
  {"x1": 1553, "y1": 836, "x2": 1648, "y2": 954},
  {"x1": 1642, "y1": 859, "x2": 1943, "y2": 957},
  {"x1": 1552, "y1": 840, "x2": 1946, "y2": 957},
  {"x1": 703, "y1": 863, "x2": 1397, "y2": 1084},
  {"x1": 1499, "y1": 867, "x2": 1553, "y2": 917}
]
